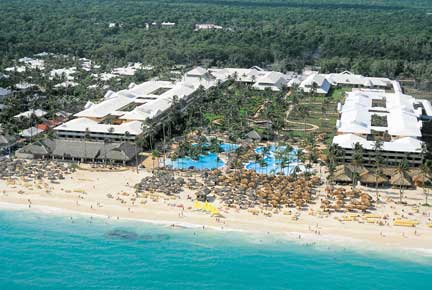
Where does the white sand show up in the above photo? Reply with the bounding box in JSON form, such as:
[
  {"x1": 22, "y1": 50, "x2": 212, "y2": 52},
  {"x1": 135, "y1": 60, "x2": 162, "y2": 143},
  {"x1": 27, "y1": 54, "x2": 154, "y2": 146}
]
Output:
[{"x1": 1, "y1": 165, "x2": 431, "y2": 253}]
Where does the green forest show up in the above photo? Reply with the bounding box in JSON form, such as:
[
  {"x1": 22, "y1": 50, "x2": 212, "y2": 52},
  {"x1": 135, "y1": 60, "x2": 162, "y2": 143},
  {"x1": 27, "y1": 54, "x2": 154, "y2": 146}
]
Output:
[{"x1": 1, "y1": 0, "x2": 432, "y2": 80}]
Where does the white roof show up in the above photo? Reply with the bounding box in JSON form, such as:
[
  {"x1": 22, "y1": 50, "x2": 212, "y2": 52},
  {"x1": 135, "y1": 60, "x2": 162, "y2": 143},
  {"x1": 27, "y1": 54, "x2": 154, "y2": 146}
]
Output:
[
  {"x1": 92, "y1": 73, "x2": 117, "y2": 81},
  {"x1": 55, "y1": 118, "x2": 143, "y2": 136},
  {"x1": 54, "y1": 81, "x2": 78, "y2": 88},
  {"x1": 15, "y1": 82, "x2": 36, "y2": 90},
  {"x1": 0, "y1": 88, "x2": 12, "y2": 97},
  {"x1": 332, "y1": 134, "x2": 423, "y2": 153},
  {"x1": 195, "y1": 24, "x2": 223, "y2": 30},
  {"x1": 74, "y1": 95, "x2": 134, "y2": 118},
  {"x1": 18, "y1": 57, "x2": 45, "y2": 70},
  {"x1": 252, "y1": 71, "x2": 288, "y2": 91},
  {"x1": 255, "y1": 71, "x2": 288, "y2": 84},
  {"x1": 111, "y1": 63, "x2": 143, "y2": 76},
  {"x1": 387, "y1": 111, "x2": 422, "y2": 137},
  {"x1": 326, "y1": 71, "x2": 391, "y2": 88},
  {"x1": 20, "y1": 127, "x2": 44, "y2": 138},
  {"x1": 50, "y1": 67, "x2": 77, "y2": 80},
  {"x1": 338, "y1": 108, "x2": 370, "y2": 134},
  {"x1": 299, "y1": 73, "x2": 331, "y2": 94},
  {"x1": 337, "y1": 88, "x2": 422, "y2": 137},
  {"x1": 120, "y1": 83, "x2": 196, "y2": 121},
  {"x1": 34, "y1": 52, "x2": 52, "y2": 57},
  {"x1": 62, "y1": 74, "x2": 210, "y2": 135},
  {"x1": 5, "y1": 66, "x2": 26, "y2": 73},
  {"x1": 419, "y1": 99, "x2": 432, "y2": 116},
  {"x1": 14, "y1": 109, "x2": 47, "y2": 119},
  {"x1": 186, "y1": 66, "x2": 208, "y2": 77}
]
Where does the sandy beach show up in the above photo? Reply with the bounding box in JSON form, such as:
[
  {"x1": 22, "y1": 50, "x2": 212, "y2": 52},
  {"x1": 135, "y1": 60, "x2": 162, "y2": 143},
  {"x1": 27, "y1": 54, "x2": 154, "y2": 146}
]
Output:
[{"x1": 1, "y1": 163, "x2": 432, "y2": 253}]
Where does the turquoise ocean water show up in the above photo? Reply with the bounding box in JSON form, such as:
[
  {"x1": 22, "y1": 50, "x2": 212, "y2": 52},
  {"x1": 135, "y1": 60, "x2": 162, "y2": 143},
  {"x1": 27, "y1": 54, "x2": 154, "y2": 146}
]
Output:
[{"x1": 1, "y1": 208, "x2": 431, "y2": 290}]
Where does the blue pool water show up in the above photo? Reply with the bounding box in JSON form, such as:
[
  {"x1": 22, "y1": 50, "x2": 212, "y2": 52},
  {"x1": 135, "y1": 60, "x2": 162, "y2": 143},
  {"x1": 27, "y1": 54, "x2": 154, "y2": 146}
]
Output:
[
  {"x1": 219, "y1": 143, "x2": 239, "y2": 153},
  {"x1": 166, "y1": 143, "x2": 238, "y2": 170},
  {"x1": 166, "y1": 152, "x2": 224, "y2": 170},
  {"x1": 0, "y1": 208, "x2": 431, "y2": 290},
  {"x1": 245, "y1": 146, "x2": 305, "y2": 175}
]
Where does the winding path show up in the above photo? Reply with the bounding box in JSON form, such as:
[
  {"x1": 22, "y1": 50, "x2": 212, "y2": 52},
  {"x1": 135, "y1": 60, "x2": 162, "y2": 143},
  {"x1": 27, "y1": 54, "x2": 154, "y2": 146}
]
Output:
[{"x1": 283, "y1": 104, "x2": 320, "y2": 132}]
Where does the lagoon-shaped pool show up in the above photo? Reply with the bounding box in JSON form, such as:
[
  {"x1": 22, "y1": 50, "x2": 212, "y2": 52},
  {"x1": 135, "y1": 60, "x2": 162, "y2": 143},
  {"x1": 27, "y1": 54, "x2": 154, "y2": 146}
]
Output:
[
  {"x1": 165, "y1": 143, "x2": 238, "y2": 170},
  {"x1": 165, "y1": 152, "x2": 224, "y2": 170},
  {"x1": 245, "y1": 146, "x2": 305, "y2": 175}
]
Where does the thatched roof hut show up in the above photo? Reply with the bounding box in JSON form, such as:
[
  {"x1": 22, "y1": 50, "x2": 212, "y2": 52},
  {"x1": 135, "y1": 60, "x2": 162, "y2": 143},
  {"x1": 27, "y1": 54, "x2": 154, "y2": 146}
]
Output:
[
  {"x1": 333, "y1": 164, "x2": 368, "y2": 183},
  {"x1": 359, "y1": 172, "x2": 389, "y2": 185},
  {"x1": 333, "y1": 165, "x2": 352, "y2": 183},
  {"x1": 390, "y1": 172, "x2": 412, "y2": 187},
  {"x1": 382, "y1": 167, "x2": 397, "y2": 176},
  {"x1": 412, "y1": 174, "x2": 431, "y2": 187},
  {"x1": 407, "y1": 168, "x2": 422, "y2": 178}
]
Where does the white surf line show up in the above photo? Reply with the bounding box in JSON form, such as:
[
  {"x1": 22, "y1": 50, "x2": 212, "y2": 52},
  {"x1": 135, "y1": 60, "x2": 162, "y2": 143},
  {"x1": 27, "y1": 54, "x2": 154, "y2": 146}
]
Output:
[{"x1": 0, "y1": 201, "x2": 431, "y2": 262}]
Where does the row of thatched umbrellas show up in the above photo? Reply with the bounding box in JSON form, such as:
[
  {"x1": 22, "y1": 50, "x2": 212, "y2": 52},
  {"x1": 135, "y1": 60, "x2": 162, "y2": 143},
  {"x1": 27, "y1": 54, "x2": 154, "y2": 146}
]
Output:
[
  {"x1": 322, "y1": 187, "x2": 373, "y2": 212},
  {"x1": 135, "y1": 171, "x2": 185, "y2": 196},
  {"x1": 0, "y1": 158, "x2": 74, "y2": 182},
  {"x1": 193, "y1": 169, "x2": 321, "y2": 209}
]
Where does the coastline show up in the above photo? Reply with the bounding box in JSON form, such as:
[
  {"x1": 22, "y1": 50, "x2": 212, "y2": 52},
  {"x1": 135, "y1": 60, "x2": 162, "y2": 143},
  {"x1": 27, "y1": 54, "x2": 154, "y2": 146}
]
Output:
[
  {"x1": 1, "y1": 166, "x2": 432, "y2": 260},
  {"x1": 1, "y1": 199, "x2": 432, "y2": 263}
]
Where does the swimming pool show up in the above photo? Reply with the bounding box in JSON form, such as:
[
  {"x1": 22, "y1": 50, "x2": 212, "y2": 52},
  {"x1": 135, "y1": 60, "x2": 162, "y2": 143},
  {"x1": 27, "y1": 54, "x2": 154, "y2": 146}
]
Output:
[
  {"x1": 219, "y1": 143, "x2": 239, "y2": 153},
  {"x1": 165, "y1": 143, "x2": 238, "y2": 170},
  {"x1": 165, "y1": 152, "x2": 224, "y2": 170},
  {"x1": 245, "y1": 146, "x2": 305, "y2": 175}
]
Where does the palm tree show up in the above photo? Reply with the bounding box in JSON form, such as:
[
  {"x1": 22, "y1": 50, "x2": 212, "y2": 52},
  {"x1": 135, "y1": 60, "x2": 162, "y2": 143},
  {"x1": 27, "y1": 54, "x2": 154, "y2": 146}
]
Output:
[
  {"x1": 327, "y1": 160, "x2": 336, "y2": 189},
  {"x1": 281, "y1": 144, "x2": 293, "y2": 175},
  {"x1": 372, "y1": 139, "x2": 384, "y2": 201},
  {"x1": 420, "y1": 160, "x2": 431, "y2": 205},
  {"x1": 254, "y1": 153, "x2": 262, "y2": 173},
  {"x1": 351, "y1": 142, "x2": 364, "y2": 188},
  {"x1": 151, "y1": 149, "x2": 160, "y2": 172},
  {"x1": 396, "y1": 158, "x2": 409, "y2": 203},
  {"x1": 84, "y1": 127, "x2": 90, "y2": 162},
  {"x1": 296, "y1": 104, "x2": 310, "y2": 135},
  {"x1": 123, "y1": 131, "x2": 130, "y2": 143},
  {"x1": 274, "y1": 145, "x2": 284, "y2": 174},
  {"x1": 258, "y1": 158, "x2": 268, "y2": 175},
  {"x1": 104, "y1": 127, "x2": 115, "y2": 165},
  {"x1": 295, "y1": 149, "x2": 305, "y2": 180},
  {"x1": 135, "y1": 135, "x2": 146, "y2": 173}
]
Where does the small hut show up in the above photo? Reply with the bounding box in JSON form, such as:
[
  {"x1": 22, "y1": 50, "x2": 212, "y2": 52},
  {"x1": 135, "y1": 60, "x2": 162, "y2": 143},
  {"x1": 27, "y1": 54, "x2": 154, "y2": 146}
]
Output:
[
  {"x1": 333, "y1": 164, "x2": 367, "y2": 184},
  {"x1": 333, "y1": 165, "x2": 352, "y2": 184},
  {"x1": 412, "y1": 174, "x2": 431, "y2": 188},
  {"x1": 245, "y1": 130, "x2": 261, "y2": 142},
  {"x1": 359, "y1": 171, "x2": 389, "y2": 186},
  {"x1": 390, "y1": 172, "x2": 412, "y2": 188}
]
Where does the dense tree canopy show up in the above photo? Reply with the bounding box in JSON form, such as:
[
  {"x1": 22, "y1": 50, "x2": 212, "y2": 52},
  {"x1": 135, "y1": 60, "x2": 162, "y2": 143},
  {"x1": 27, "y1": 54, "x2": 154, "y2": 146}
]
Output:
[{"x1": 1, "y1": 0, "x2": 432, "y2": 79}]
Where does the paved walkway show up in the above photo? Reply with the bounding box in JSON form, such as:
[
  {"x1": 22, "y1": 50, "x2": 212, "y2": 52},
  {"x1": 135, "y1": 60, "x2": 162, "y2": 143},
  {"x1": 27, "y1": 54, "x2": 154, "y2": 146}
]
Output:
[{"x1": 284, "y1": 104, "x2": 319, "y2": 132}]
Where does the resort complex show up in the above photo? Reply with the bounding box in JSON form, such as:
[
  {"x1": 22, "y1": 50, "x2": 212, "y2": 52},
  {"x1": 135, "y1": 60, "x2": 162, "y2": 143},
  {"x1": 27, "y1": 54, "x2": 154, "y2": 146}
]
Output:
[
  {"x1": 8, "y1": 65, "x2": 430, "y2": 176},
  {"x1": 50, "y1": 67, "x2": 293, "y2": 142},
  {"x1": 4, "y1": 1, "x2": 432, "y2": 288},
  {"x1": 333, "y1": 80, "x2": 432, "y2": 168}
]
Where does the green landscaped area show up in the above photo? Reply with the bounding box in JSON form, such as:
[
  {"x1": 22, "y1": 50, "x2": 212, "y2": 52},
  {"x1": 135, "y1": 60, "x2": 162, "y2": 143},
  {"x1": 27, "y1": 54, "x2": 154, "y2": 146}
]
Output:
[
  {"x1": 187, "y1": 83, "x2": 289, "y2": 139},
  {"x1": 284, "y1": 88, "x2": 346, "y2": 146}
]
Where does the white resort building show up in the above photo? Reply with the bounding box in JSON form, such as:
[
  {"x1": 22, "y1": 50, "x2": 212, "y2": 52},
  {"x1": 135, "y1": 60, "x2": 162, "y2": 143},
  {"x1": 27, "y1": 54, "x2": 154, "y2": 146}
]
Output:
[
  {"x1": 54, "y1": 66, "x2": 294, "y2": 143},
  {"x1": 55, "y1": 73, "x2": 217, "y2": 142},
  {"x1": 298, "y1": 71, "x2": 393, "y2": 95},
  {"x1": 194, "y1": 24, "x2": 223, "y2": 31},
  {"x1": 332, "y1": 80, "x2": 432, "y2": 167}
]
